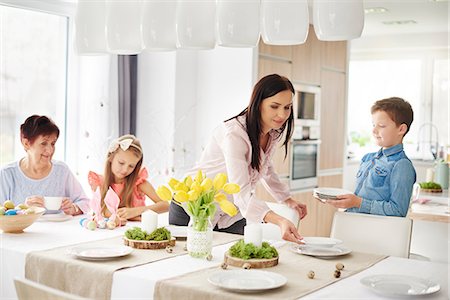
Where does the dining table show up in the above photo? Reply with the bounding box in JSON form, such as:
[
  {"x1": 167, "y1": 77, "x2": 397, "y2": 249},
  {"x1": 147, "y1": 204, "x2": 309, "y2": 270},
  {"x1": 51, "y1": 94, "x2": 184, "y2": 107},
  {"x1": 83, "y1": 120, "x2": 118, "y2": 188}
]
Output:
[{"x1": 1, "y1": 214, "x2": 448, "y2": 300}]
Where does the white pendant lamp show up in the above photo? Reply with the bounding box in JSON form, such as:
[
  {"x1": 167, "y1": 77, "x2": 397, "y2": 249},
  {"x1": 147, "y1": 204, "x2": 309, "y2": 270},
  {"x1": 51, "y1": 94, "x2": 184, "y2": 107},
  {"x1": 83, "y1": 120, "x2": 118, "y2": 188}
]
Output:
[
  {"x1": 176, "y1": 0, "x2": 216, "y2": 50},
  {"x1": 142, "y1": 0, "x2": 177, "y2": 51},
  {"x1": 75, "y1": 0, "x2": 107, "y2": 55},
  {"x1": 106, "y1": 0, "x2": 144, "y2": 55},
  {"x1": 216, "y1": 0, "x2": 260, "y2": 48},
  {"x1": 313, "y1": 0, "x2": 364, "y2": 41},
  {"x1": 261, "y1": 0, "x2": 309, "y2": 46}
]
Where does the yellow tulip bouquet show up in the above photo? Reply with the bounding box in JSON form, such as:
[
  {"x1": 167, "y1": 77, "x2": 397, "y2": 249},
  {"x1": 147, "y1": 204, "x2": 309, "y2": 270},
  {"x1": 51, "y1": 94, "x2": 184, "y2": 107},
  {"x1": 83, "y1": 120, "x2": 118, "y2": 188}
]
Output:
[{"x1": 156, "y1": 170, "x2": 240, "y2": 232}]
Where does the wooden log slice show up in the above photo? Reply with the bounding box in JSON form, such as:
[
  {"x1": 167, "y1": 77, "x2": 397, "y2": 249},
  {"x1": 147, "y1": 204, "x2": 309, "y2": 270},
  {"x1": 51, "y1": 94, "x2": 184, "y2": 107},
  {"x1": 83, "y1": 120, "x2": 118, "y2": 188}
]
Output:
[
  {"x1": 123, "y1": 237, "x2": 176, "y2": 249},
  {"x1": 421, "y1": 188, "x2": 443, "y2": 193},
  {"x1": 223, "y1": 251, "x2": 278, "y2": 269}
]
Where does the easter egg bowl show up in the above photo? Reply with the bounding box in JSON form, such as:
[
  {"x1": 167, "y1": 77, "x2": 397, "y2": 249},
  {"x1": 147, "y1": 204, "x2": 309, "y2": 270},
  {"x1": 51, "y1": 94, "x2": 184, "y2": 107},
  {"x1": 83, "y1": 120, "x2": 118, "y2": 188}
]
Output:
[{"x1": 0, "y1": 207, "x2": 46, "y2": 233}]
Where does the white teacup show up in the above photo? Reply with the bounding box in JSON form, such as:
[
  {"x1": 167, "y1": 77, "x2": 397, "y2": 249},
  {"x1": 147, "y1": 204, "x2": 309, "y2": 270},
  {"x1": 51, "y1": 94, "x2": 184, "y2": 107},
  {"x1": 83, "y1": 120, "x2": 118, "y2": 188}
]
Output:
[{"x1": 43, "y1": 196, "x2": 63, "y2": 210}]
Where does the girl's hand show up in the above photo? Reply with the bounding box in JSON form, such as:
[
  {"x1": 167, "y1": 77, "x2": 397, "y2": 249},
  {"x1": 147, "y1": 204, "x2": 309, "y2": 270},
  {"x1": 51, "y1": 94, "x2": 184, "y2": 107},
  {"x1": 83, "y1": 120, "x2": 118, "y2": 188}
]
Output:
[
  {"x1": 327, "y1": 194, "x2": 362, "y2": 209},
  {"x1": 117, "y1": 207, "x2": 143, "y2": 220},
  {"x1": 61, "y1": 198, "x2": 81, "y2": 215},
  {"x1": 25, "y1": 196, "x2": 44, "y2": 208},
  {"x1": 278, "y1": 218, "x2": 304, "y2": 243},
  {"x1": 285, "y1": 198, "x2": 307, "y2": 220},
  {"x1": 115, "y1": 216, "x2": 127, "y2": 226}
]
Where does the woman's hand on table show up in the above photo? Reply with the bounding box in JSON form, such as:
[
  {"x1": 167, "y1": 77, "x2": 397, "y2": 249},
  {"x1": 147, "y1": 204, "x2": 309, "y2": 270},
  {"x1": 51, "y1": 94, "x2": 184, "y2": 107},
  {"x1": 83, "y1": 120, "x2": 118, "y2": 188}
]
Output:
[
  {"x1": 327, "y1": 194, "x2": 362, "y2": 209},
  {"x1": 278, "y1": 218, "x2": 304, "y2": 243},
  {"x1": 25, "y1": 195, "x2": 44, "y2": 207},
  {"x1": 285, "y1": 198, "x2": 307, "y2": 220},
  {"x1": 264, "y1": 211, "x2": 304, "y2": 244},
  {"x1": 61, "y1": 198, "x2": 81, "y2": 215}
]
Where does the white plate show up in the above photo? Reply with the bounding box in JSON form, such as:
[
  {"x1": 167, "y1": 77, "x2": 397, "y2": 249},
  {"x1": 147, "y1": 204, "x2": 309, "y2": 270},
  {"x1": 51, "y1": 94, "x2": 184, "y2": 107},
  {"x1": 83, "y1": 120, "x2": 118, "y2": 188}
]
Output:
[
  {"x1": 208, "y1": 270, "x2": 287, "y2": 293},
  {"x1": 301, "y1": 237, "x2": 342, "y2": 248},
  {"x1": 313, "y1": 187, "x2": 353, "y2": 199},
  {"x1": 68, "y1": 246, "x2": 133, "y2": 261},
  {"x1": 361, "y1": 274, "x2": 440, "y2": 296},
  {"x1": 291, "y1": 244, "x2": 352, "y2": 257},
  {"x1": 38, "y1": 213, "x2": 73, "y2": 222},
  {"x1": 165, "y1": 225, "x2": 187, "y2": 238}
]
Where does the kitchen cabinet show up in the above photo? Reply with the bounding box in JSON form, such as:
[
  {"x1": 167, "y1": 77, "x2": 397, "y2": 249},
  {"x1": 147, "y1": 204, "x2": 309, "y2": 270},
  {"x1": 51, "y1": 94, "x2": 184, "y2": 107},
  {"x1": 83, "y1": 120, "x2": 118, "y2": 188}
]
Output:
[
  {"x1": 258, "y1": 58, "x2": 291, "y2": 81},
  {"x1": 291, "y1": 26, "x2": 321, "y2": 86},
  {"x1": 319, "y1": 70, "x2": 346, "y2": 170},
  {"x1": 292, "y1": 175, "x2": 340, "y2": 237},
  {"x1": 259, "y1": 41, "x2": 292, "y2": 61},
  {"x1": 321, "y1": 41, "x2": 347, "y2": 72}
]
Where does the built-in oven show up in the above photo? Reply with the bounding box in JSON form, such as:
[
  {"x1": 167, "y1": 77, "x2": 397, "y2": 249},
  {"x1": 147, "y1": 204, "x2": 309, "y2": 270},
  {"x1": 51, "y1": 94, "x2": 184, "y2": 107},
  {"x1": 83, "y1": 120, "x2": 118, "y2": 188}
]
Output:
[{"x1": 290, "y1": 139, "x2": 321, "y2": 190}]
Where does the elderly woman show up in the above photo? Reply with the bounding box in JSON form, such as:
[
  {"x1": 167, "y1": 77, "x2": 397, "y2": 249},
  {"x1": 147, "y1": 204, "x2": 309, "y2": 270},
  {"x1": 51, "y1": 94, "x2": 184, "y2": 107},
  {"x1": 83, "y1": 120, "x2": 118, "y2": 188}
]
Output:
[{"x1": 0, "y1": 115, "x2": 88, "y2": 215}]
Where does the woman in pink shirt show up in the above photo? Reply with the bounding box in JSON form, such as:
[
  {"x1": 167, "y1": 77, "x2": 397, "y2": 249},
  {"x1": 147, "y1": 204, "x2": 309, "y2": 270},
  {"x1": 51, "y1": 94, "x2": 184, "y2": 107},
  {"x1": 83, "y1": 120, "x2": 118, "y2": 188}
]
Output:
[{"x1": 169, "y1": 74, "x2": 307, "y2": 243}]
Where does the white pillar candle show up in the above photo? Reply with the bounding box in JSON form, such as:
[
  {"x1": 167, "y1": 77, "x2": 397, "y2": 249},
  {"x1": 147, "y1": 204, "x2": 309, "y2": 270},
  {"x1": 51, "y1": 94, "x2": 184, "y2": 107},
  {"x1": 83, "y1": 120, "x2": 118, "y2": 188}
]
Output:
[
  {"x1": 141, "y1": 210, "x2": 158, "y2": 234},
  {"x1": 244, "y1": 224, "x2": 262, "y2": 247},
  {"x1": 426, "y1": 168, "x2": 435, "y2": 182}
]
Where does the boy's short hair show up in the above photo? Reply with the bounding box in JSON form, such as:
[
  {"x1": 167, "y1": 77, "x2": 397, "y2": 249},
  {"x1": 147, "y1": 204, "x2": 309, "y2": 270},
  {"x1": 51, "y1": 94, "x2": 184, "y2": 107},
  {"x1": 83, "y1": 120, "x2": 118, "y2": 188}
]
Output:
[{"x1": 371, "y1": 97, "x2": 414, "y2": 136}]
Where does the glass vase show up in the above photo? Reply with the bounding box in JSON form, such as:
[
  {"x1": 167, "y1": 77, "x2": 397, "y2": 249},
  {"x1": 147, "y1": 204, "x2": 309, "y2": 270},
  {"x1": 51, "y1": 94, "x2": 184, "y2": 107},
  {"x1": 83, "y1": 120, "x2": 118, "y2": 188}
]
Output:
[{"x1": 186, "y1": 217, "x2": 213, "y2": 258}]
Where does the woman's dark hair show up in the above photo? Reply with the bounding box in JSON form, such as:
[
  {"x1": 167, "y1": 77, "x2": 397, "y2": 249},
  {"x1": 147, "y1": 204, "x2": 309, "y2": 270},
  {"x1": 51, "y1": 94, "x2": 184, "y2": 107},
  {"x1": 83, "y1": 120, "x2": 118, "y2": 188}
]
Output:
[
  {"x1": 226, "y1": 74, "x2": 294, "y2": 171},
  {"x1": 20, "y1": 115, "x2": 60, "y2": 144}
]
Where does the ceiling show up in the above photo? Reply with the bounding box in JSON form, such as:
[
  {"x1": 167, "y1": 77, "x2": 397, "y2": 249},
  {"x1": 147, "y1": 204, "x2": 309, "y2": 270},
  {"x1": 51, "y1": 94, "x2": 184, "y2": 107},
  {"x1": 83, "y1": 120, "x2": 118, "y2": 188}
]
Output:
[{"x1": 360, "y1": 0, "x2": 449, "y2": 36}]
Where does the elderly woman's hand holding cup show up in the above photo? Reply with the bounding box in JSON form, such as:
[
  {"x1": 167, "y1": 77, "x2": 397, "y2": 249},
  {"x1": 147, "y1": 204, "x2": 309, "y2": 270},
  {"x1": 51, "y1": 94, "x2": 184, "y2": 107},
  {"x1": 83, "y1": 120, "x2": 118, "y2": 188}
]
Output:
[
  {"x1": 60, "y1": 198, "x2": 81, "y2": 215},
  {"x1": 25, "y1": 195, "x2": 45, "y2": 208}
]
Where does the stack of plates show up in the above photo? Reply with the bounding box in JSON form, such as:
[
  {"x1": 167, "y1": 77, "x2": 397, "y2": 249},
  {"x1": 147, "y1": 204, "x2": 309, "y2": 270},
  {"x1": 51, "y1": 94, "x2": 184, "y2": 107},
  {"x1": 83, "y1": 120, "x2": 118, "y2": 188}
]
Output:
[{"x1": 313, "y1": 187, "x2": 353, "y2": 202}]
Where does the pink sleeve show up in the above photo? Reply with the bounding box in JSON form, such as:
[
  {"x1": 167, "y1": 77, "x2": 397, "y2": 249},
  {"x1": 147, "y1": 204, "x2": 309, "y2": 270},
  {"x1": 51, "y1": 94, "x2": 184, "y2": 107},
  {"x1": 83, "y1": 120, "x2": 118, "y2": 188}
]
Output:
[
  {"x1": 221, "y1": 130, "x2": 271, "y2": 223},
  {"x1": 261, "y1": 162, "x2": 291, "y2": 203},
  {"x1": 88, "y1": 171, "x2": 103, "y2": 187},
  {"x1": 135, "y1": 167, "x2": 148, "y2": 186}
]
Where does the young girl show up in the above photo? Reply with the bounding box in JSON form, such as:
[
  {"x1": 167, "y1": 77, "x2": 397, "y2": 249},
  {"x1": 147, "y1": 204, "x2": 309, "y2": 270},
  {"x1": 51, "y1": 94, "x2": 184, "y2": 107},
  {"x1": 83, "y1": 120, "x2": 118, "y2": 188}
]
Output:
[{"x1": 88, "y1": 134, "x2": 168, "y2": 225}]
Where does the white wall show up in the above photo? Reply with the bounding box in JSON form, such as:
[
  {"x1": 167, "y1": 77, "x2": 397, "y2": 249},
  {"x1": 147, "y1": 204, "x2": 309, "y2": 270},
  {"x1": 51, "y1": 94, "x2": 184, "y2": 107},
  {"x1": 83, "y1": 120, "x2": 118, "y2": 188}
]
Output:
[
  {"x1": 195, "y1": 47, "x2": 255, "y2": 162},
  {"x1": 136, "y1": 51, "x2": 177, "y2": 184},
  {"x1": 136, "y1": 47, "x2": 256, "y2": 184}
]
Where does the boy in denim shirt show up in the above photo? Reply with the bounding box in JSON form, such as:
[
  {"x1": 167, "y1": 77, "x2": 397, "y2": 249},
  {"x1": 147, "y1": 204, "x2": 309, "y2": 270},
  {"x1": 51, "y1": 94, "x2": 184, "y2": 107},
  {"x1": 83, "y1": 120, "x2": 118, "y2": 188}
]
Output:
[{"x1": 327, "y1": 97, "x2": 416, "y2": 217}]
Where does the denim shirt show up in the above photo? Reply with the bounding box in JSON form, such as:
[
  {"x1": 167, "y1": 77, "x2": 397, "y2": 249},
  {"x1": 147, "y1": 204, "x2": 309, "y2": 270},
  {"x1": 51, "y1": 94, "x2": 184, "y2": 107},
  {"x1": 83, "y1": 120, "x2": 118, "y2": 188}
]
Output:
[{"x1": 347, "y1": 144, "x2": 416, "y2": 217}]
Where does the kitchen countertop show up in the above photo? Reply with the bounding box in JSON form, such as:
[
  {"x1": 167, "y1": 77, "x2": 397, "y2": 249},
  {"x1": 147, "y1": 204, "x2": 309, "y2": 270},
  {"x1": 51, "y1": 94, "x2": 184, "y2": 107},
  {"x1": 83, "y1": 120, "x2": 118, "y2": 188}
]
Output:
[{"x1": 409, "y1": 189, "x2": 449, "y2": 223}]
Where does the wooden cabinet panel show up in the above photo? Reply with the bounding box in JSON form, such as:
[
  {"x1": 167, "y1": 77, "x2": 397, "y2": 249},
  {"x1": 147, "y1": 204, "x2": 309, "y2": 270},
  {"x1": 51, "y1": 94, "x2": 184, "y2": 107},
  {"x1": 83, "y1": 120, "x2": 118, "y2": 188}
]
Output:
[
  {"x1": 258, "y1": 57, "x2": 292, "y2": 80},
  {"x1": 321, "y1": 41, "x2": 347, "y2": 71},
  {"x1": 255, "y1": 177, "x2": 290, "y2": 203},
  {"x1": 291, "y1": 26, "x2": 321, "y2": 85},
  {"x1": 319, "y1": 70, "x2": 346, "y2": 170},
  {"x1": 259, "y1": 40, "x2": 292, "y2": 60},
  {"x1": 291, "y1": 175, "x2": 342, "y2": 237}
]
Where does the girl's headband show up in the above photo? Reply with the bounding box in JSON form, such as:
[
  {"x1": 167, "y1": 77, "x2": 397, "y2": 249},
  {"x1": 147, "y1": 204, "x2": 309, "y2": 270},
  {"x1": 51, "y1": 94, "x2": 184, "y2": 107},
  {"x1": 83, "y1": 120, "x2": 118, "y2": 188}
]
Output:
[{"x1": 108, "y1": 138, "x2": 142, "y2": 154}]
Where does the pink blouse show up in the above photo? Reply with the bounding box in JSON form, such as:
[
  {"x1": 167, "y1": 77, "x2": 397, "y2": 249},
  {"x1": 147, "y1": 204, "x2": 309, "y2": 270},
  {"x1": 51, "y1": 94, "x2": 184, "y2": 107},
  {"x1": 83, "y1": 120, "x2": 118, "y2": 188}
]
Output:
[
  {"x1": 187, "y1": 115, "x2": 291, "y2": 229},
  {"x1": 88, "y1": 168, "x2": 148, "y2": 207}
]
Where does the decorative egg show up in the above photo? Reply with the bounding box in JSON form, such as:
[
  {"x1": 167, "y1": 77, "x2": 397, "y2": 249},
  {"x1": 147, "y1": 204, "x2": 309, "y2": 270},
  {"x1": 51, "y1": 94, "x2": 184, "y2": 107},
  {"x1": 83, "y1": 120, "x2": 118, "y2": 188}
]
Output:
[
  {"x1": 97, "y1": 220, "x2": 107, "y2": 229},
  {"x1": 0, "y1": 207, "x2": 5, "y2": 215},
  {"x1": 106, "y1": 220, "x2": 116, "y2": 230},
  {"x1": 5, "y1": 209, "x2": 17, "y2": 216},
  {"x1": 16, "y1": 210, "x2": 25, "y2": 215},
  {"x1": 87, "y1": 220, "x2": 97, "y2": 230},
  {"x1": 24, "y1": 208, "x2": 35, "y2": 215}
]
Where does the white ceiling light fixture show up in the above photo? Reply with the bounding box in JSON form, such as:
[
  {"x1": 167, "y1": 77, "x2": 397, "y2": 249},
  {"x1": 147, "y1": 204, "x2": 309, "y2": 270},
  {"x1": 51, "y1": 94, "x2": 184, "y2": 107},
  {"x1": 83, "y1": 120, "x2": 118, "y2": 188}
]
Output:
[
  {"x1": 216, "y1": 0, "x2": 260, "y2": 48},
  {"x1": 313, "y1": 0, "x2": 365, "y2": 41},
  {"x1": 364, "y1": 7, "x2": 388, "y2": 14},
  {"x1": 260, "y1": 0, "x2": 309, "y2": 46},
  {"x1": 75, "y1": 0, "x2": 107, "y2": 55},
  {"x1": 176, "y1": 0, "x2": 216, "y2": 50},
  {"x1": 142, "y1": 0, "x2": 177, "y2": 51},
  {"x1": 106, "y1": 0, "x2": 144, "y2": 55}
]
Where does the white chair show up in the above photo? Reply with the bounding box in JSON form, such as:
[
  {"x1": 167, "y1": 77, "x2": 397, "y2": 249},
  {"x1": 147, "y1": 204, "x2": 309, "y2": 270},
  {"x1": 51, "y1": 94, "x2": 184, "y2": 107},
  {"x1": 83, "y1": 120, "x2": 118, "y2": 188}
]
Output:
[
  {"x1": 261, "y1": 202, "x2": 300, "y2": 241},
  {"x1": 330, "y1": 211, "x2": 412, "y2": 258},
  {"x1": 14, "y1": 278, "x2": 88, "y2": 300}
]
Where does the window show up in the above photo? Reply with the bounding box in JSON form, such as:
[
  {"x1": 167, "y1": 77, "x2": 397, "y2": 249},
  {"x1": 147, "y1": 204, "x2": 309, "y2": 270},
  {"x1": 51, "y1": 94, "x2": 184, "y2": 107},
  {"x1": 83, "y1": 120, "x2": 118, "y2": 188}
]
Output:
[
  {"x1": 0, "y1": 5, "x2": 68, "y2": 164},
  {"x1": 347, "y1": 53, "x2": 449, "y2": 161}
]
